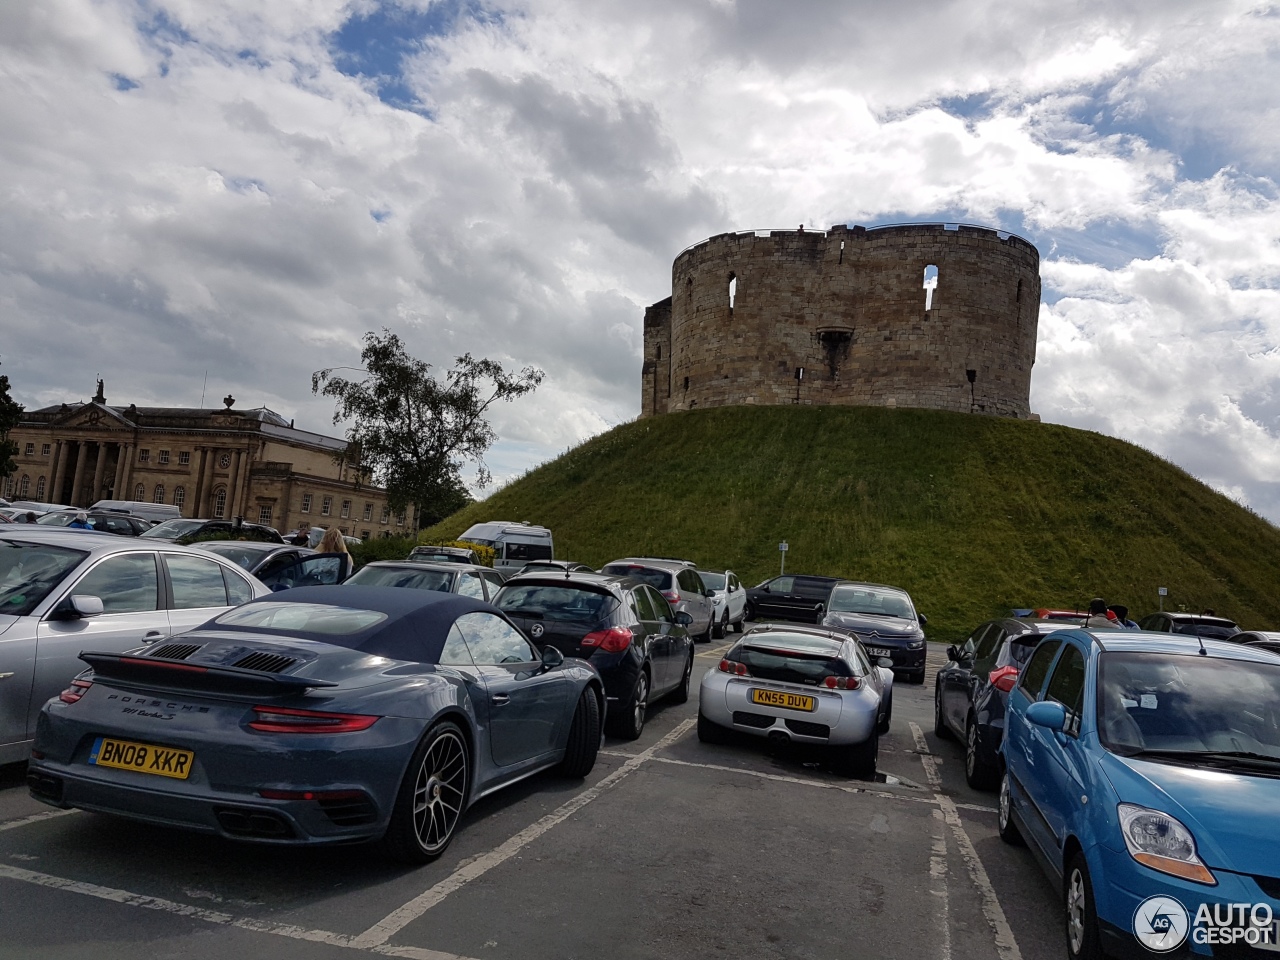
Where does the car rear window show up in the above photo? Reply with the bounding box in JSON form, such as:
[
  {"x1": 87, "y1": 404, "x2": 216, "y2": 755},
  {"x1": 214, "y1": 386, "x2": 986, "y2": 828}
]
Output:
[
  {"x1": 346, "y1": 566, "x2": 455, "y2": 593},
  {"x1": 1173, "y1": 619, "x2": 1239, "y2": 640},
  {"x1": 141, "y1": 518, "x2": 205, "y2": 539},
  {"x1": 601, "y1": 565, "x2": 672, "y2": 590},
  {"x1": 735, "y1": 635, "x2": 850, "y2": 685},
  {"x1": 217, "y1": 602, "x2": 387, "y2": 635},
  {"x1": 496, "y1": 584, "x2": 618, "y2": 623}
]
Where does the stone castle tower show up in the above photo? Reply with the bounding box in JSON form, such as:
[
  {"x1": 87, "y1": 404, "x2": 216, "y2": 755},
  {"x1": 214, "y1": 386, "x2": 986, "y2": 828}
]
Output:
[{"x1": 641, "y1": 222, "x2": 1040, "y2": 418}]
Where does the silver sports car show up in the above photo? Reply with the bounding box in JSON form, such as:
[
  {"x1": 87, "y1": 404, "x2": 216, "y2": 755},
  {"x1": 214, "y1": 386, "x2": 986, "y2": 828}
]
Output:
[
  {"x1": 697, "y1": 624, "x2": 893, "y2": 776},
  {"x1": 28, "y1": 586, "x2": 604, "y2": 863}
]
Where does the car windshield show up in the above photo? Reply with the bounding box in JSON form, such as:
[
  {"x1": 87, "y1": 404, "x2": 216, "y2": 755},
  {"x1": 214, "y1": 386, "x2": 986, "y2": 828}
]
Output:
[
  {"x1": 217, "y1": 602, "x2": 387, "y2": 635},
  {"x1": 346, "y1": 565, "x2": 456, "y2": 592},
  {"x1": 496, "y1": 584, "x2": 617, "y2": 622},
  {"x1": 197, "y1": 542, "x2": 272, "y2": 569},
  {"x1": 1098, "y1": 651, "x2": 1280, "y2": 766},
  {"x1": 827, "y1": 585, "x2": 915, "y2": 619},
  {"x1": 35, "y1": 513, "x2": 76, "y2": 526},
  {"x1": 141, "y1": 519, "x2": 205, "y2": 539},
  {"x1": 737, "y1": 634, "x2": 851, "y2": 684},
  {"x1": 0, "y1": 540, "x2": 88, "y2": 616},
  {"x1": 601, "y1": 564, "x2": 672, "y2": 590},
  {"x1": 700, "y1": 572, "x2": 727, "y2": 590}
]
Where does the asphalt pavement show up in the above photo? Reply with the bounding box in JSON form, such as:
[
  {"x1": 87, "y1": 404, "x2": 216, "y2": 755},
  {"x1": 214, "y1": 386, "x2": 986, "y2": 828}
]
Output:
[{"x1": 0, "y1": 642, "x2": 1064, "y2": 960}]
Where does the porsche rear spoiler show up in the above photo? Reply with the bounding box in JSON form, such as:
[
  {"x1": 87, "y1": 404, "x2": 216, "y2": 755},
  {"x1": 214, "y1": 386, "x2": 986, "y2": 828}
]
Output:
[{"x1": 79, "y1": 652, "x2": 337, "y2": 696}]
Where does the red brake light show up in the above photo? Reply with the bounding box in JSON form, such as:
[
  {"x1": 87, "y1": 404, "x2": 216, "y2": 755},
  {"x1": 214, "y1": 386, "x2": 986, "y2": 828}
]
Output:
[
  {"x1": 248, "y1": 706, "x2": 380, "y2": 733},
  {"x1": 580, "y1": 627, "x2": 633, "y2": 653},
  {"x1": 660, "y1": 589, "x2": 681, "y2": 604},
  {"x1": 717, "y1": 659, "x2": 748, "y2": 676},
  {"x1": 258, "y1": 788, "x2": 366, "y2": 801},
  {"x1": 989, "y1": 665, "x2": 1019, "y2": 693},
  {"x1": 822, "y1": 676, "x2": 861, "y2": 690},
  {"x1": 59, "y1": 679, "x2": 92, "y2": 704}
]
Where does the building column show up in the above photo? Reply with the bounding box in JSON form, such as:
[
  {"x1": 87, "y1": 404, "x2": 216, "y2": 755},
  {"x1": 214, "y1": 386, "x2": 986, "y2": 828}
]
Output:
[
  {"x1": 90, "y1": 441, "x2": 108, "y2": 505},
  {"x1": 51, "y1": 441, "x2": 68, "y2": 503},
  {"x1": 192, "y1": 448, "x2": 209, "y2": 517},
  {"x1": 112, "y1": 443, "x2": 127, "y2": 497},
  {"x1": 119, "y1": 443, "x2": 134, "y2": 501},
  {"x1": 236, "y1": 446, "x2": 253, "y2": 519},
  {"x1": 69, "y1": 442, "x2": 89, "y2": 507},
  {"x1": 228, "y1": 450, "x2": 244, "y2": 520}
]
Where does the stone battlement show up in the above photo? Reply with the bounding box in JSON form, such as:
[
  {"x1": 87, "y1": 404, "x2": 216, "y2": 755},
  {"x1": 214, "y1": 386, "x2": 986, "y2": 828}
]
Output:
[{"x1": 641, "y1": 222, "x2": 1040, "y2": 418}]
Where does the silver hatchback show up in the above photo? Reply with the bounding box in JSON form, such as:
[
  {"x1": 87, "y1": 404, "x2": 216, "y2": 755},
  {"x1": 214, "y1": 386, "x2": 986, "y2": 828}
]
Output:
[
  {"x1": 600, "y1": 557, "x2": 716, "y2": 642},
  {"x1": 0, "y1": 528, "x2": 271, "y2": 764}
]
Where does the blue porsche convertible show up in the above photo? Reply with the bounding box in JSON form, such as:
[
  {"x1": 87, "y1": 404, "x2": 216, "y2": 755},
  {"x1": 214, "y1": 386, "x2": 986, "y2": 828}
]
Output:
[
  {"x1": 27, "y1": 586, "x2": 605, "y2": 863},
  {"x1": 999, "y1": 630, "x2": 1280, "y2": 959}
]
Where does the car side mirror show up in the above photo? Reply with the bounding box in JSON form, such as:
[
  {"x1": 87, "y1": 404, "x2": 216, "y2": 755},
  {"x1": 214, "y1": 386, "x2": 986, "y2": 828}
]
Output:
[
  {"x1": 1026, "y1": 700, "x2": 1067, "y2": 732},
  {"x1": 540, "y1": 645, "x2": 564, "y2": 670},
  {"x1": 762, "y1": 585, "x2": 771, "y2": 593},
  {"x1": 70, "y1": 595, "x2": 104, "y2": 618},
  {"x1": 918, "y1": 614, "x2": 928, "y2": 626},
  {"x1": 675, "y1": 611, "x2": 694, "y2": 626},
  {"x1": 946, "y1": 644, "x2": 960, "y2": 662},
  {"x1": 705, "y1": 589, "x2": 716, "y2": 597}
]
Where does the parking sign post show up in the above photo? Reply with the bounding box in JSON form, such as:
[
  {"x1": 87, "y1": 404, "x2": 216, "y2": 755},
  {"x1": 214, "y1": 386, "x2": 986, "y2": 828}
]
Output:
[
  {"x1": 1158, "y1": 586, "x2": 1167, "y2": 611},
  {"x1": 779, "y1": 540, "x2": 788, "y2": 576}
]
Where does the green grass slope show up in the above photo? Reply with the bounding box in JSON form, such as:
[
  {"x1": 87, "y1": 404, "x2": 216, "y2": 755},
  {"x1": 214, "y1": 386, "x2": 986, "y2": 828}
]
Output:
[{"x1": 424, "y1": 406, "x2": 1280, "y2": 641}]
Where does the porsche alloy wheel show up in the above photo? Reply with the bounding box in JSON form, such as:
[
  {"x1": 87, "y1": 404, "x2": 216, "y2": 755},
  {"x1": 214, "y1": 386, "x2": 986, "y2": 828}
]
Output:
[{"x1": 382, "y1": 721, "x2": 469, "y2": 864}]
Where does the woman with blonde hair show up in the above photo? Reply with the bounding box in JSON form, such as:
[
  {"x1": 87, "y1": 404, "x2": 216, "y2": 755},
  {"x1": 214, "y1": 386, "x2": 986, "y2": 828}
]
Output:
[{"x1": 316, "y1": 527, "x2": 354, "y2": 579}]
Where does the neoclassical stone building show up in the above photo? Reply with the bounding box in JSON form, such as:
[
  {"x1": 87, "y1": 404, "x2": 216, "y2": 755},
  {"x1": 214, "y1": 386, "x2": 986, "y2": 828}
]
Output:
[
  {"x1": 641, "y1": 222, "x2": 1041, "y2": 418},
  {"x1": 5, "y1": 382, "x2": 413, "y2": 539}
]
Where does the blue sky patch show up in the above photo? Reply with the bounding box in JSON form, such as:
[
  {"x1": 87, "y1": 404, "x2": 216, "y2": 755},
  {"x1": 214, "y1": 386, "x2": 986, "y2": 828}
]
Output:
[{"x1": 110, "y1": 73, "x2": 139, "y2": 92}]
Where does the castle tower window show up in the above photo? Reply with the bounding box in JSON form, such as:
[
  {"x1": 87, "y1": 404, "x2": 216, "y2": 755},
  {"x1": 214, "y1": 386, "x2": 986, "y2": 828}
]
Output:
[
  {"x1": 728, "y1": 273, "x2": 737, "y2": 312},
  {"x1": 923, "y1": 265, "x2": 939, "y2": 311},
  {"x1": 153, "y1": 483, "x2": 165, "y2": 504},
  {"x1": 1016, "y1": 278, "x2": 1023, "y2": 302},
  {"x1": 686, "y1": 277, "x2": 693, "y2": 302},
  {"x1": 684, "y1": 377, "x2": 690, "y2": 391},
  {"x1": 839, "y1": 239, "x2": 845, "y2": 265}
]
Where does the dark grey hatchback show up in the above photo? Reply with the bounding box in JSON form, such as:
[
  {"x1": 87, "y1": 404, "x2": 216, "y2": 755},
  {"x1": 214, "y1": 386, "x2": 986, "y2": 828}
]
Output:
[{"x1": 495, "y1": 572, "x2": 695, "y2": 741}]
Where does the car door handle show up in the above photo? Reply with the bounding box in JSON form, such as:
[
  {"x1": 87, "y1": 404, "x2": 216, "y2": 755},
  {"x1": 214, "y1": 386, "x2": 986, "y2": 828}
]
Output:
[
  {"x1": 144, "y1": 631, "x2": 164, "y2": 639},
  {"x1": 491, "y1": 694, "x2": 510, "y2": 705}
]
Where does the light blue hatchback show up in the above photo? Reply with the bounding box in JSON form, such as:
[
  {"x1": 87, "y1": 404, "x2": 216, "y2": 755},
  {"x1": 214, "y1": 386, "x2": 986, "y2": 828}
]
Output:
[{"x1": 999, "y1": 630, "x2": 1280, "y2": 959}]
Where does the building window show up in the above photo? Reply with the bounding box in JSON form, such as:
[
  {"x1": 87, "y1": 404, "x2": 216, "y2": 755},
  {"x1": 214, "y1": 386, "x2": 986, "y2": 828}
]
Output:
[
  {"x1": 380, "y1": 506, "x2": 390, "y2": 524},
  {"x1": 41, "y1": 444, "x2": 50, "y2": 457},
  {"x1": 301, "y1": 494, "x2": 312, "y2": 513},
  {"x1": 158, "y1": 450, "x2": 170, "y2": 465},
  {"x1": 138, "y1": 449, "x2": 150, "y2": 463},
  {"x1": 363, "y1": 503, "x2": 373, "y2": 521},
  {"x1": 321, "y1": 496, "x2": 332, "y2": 516},
  {"x1": 396, "y1": 512, "x2": 405, "y2": 526},
  {"x1": 219, "y1": 453, "x2": 231, "y2": 469},
  {"x1": 2, "y1": 477, "x2": 10, "y2": 497},
  {"x1": 258, "y1": 505, "x2": 272, "y2": 525},
  {"x1": 24, "y1": 443, "x2": 34, "y2": 456},
  {"x1": 213, "y1": 487, "x2": 227, "y2": 518},
  {"x1": 727, "y1": 272, "x2": 737, "y2": 312},
  {"x1": 134, "y1": 482, "x2": 146, "y2": 501},
  {"x1": 923, "y1": 264, "x2": 939, "y2": 311},
  {"x1": 361, "y1": 530, "x2": 370, "y2": 540},
  {"x1": 340, "y1": 499, "x2": 351, "y2": 519},
  {"x1": 153, "y1": 484, "x2": 164, "y2": 504},
  {"x1": 19, "y1": 475, "x2": 29, "y2": 496},
  {"x1": 35, "y1": 476, "x2": 46, "y2": 498},
  {"x1": 178, "y1": 451, "x2": 191, "y2": 466},
  {"x1": 174, "y1": 486, "x2": 185, "y2": 510}
]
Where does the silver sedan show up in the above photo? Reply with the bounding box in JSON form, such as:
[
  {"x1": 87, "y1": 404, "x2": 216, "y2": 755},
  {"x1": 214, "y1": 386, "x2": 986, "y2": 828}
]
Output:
[
  {"x1": 0, "y1": 528, "x2": 271, "y2": 764},
  {"x1": 697, "y1": 624, "x2": 893, "y2": 776}
]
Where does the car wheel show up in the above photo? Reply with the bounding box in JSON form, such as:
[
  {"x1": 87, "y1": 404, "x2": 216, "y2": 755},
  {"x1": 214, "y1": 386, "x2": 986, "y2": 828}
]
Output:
[
  {"x1": 997, "y1": 770, "x2": 1024, "y2": 846},
  {"x1": 556, "y1": 689, "x2": 601, "y2": 779},
  {"x1": 380, "y1": 720, "x2": 469, "y2": 864},
  {"x1": 612, "y1": 670, "x2": 648, "y2": 741},
  {"x1": 835, "y1": 731, "x2": 878, "y2": 778},
  {"x1": 964, "y1": 718, "x2": 1000, "y2": 791},
  {"x1": 697, "y1": 709, "x2": 732, "y2": 744},
  {"x1": 712, "y1": 612, "x2": 727, "y2": 640},
  {"x1": 670, "y1": 652, "x2": 693, "y2": 704},
  {"x1": 1065, "y1": 852, "x2": 1104, "y2": 960},
  {"x1": 732, "y1": 615, "x2": 744, "y2": 633},
  {"x1": 877, "y1": 691, "x2": 893, "y2": 735},
  {"x1": 933, "y1": 685, "x2": 951, "y2": 740},
  {"x1": 908, "y1": 670, "x2": 926, "y2": 685},
  {"x1": 744, "y1": 602, "x2": 755, "y2": 622}
]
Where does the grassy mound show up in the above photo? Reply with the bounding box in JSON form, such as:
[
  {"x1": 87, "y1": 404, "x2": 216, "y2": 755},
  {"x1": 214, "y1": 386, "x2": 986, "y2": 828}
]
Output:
[{"x1": 424, "y1": 406, "x2": 1280, "y2": 641}]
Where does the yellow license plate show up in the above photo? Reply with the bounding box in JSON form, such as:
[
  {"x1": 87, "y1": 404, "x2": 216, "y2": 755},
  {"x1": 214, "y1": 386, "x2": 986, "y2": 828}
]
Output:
[
  {"x1": 750, "y1": 689, "x2": 816, "y2": 712},
  {"x1": 89, "y1": 736, "x2": 194, "y2": 780}
]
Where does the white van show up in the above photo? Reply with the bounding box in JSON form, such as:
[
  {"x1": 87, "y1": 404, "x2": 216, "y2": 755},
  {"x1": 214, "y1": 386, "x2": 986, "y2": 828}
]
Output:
[
  {"x1": 457, "y1": 521, "x2": 554, "y2": 573},
  {"x1": 90, "y1": 499, "x2": 182, "y2": 523}
]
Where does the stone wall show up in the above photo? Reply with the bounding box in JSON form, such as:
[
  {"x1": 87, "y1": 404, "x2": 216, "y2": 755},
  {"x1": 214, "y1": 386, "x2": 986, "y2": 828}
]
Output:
[{"x1": 641, "y1": 223, "x2": 1040, "y2": 418}]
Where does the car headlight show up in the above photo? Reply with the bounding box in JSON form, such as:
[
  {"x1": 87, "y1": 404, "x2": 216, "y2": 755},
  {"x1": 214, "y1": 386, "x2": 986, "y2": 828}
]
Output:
[
  {"x1": 1117, "y1": 803, "x2": 1216, "y2": 885},
  {"x1": 907, "y1": 640, "x2": 924, "y2": 650}
]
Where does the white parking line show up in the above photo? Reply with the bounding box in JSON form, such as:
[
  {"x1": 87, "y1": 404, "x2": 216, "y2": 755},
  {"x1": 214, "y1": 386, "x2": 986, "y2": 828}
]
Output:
[
  {"x1": 0, "y1": 810, "x2": 78, "y2": 832},
  {"x1": 910, "y1": 722, "x2": 1022, "y2": 960},
  {"x1": 930, "y1": 809, "x2": 952, "y2": 960},
  {"x1": 349, "y1": 718, "x2": 697, "y2": 951}
]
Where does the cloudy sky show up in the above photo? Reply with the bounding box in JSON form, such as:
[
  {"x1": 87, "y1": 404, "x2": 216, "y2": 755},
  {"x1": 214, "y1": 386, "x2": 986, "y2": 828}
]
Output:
[{"x1": 3, "y1": 1, "x2": 1280, "y2": 517}]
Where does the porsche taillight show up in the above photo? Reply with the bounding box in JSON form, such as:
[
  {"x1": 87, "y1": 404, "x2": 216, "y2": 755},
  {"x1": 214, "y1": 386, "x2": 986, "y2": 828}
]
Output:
[
  {"x1": 248, "y1": 706, "x2": 380, "y2": 733},
  {"x1": 59, "y1": 679, "x2": 92, "y2": 704}
]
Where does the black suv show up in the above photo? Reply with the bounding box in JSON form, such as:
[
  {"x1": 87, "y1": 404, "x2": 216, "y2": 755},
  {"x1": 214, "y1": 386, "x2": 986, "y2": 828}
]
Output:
[
  {"x1": 933, "y1": 618, "x2": 1066, "y2": 790},
  {"x1": 745, "y1": 574, "x2": 845, "y2": 624},
  {"x1": 495, "y1": 571, "x2": 695, "y2": 741}
]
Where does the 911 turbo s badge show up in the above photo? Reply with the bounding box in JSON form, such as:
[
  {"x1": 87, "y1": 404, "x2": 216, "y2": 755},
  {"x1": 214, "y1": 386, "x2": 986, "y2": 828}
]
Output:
[{"x1": 530, "y1": 623, "x2": 544, "y2": 638}]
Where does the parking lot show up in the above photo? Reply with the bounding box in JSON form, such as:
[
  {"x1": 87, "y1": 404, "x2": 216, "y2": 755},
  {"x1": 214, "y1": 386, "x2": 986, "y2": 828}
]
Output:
[{"x1": 0, "y1": 645, "x2": 1063, "y2": 960}]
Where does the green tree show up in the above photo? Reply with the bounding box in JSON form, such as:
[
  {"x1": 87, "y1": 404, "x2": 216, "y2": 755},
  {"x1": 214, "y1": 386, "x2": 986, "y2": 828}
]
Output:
[
  {"x1": 313, "y1": 330, "x2": 543, "y2": 525},
  {"x1": 0, "y1": 361, "x2": 24, "y2": 482}
]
